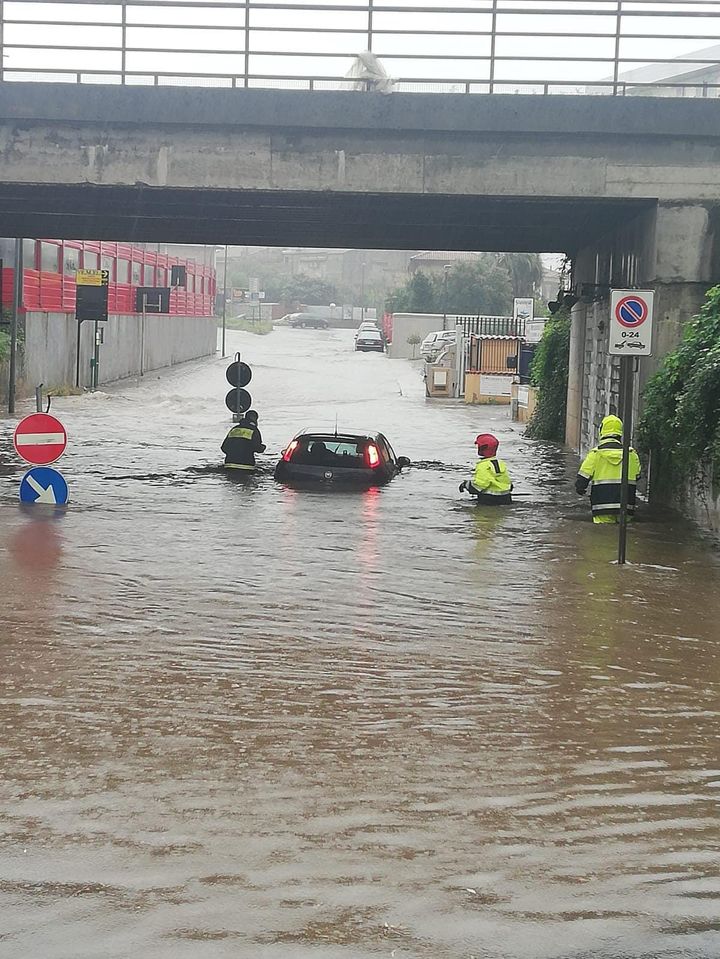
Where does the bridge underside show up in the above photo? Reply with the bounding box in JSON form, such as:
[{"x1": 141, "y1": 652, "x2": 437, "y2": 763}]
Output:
[{"x1": 0, "y1": 182, "x2": 652, "y2": 254}]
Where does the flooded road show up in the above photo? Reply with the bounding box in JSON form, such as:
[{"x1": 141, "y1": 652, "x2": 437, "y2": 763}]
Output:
[{"x1": 1, "y1": 328, "x2": 719, "y2": 959}]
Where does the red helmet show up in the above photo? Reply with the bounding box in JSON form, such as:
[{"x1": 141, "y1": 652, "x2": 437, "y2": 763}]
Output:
[{"x1": 475, "y1": 433, "x2": 499, "y2": 456}]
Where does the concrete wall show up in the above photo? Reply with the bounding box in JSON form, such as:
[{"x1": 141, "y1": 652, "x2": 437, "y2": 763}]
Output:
[
  {"x1": 388, "y1": 313, "x2": 449, "y2": 359},
  {"x1": 5, "y1": 311, "x2": 216, "y2": 398},
  {"x1": 2, "y1": 85, "x2": 720, "y2": 252},
  {"x1": 686, "y1": 473, "x2": 720, "y2": 534}
]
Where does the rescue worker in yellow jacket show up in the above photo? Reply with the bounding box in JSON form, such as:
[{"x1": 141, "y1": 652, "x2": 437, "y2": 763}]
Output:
[
  {"x1": 221, "y1": 410, "x2": 266, "y2": 471},
  {"x1": 459, "y1": 433, "x2": 513, "y2": 505},
  {"x1": 575, "y1": 414, "x2": 641, "y2": 524}
]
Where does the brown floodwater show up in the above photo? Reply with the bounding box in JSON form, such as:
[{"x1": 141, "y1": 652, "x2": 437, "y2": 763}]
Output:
[{"x1": 1, "y1": 328, "x2": 719, "y2": 959}]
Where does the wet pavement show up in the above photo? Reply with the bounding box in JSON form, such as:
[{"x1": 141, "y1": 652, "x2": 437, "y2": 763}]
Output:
[{"x1": 1, "y1": 327, "x2": 719, "y2": 959}]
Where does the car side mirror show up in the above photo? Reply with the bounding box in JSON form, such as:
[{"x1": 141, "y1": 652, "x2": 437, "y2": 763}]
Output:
[{"x1": 397, "y1": 456, "x2": 411, "y2": 469}]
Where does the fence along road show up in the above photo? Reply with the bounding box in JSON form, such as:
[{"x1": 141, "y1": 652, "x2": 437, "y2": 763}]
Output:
[{"x1": 2, "y1": 0, "x2": 720, "y2": 96}]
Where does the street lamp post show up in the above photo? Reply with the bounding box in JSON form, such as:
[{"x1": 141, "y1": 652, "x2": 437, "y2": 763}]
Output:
[
  {"x1": 442, "y1": 263, "x2": 451, "y2": 331},
  {"x1": 360, "y1": 261, "x2": 366, "y2": 322},
  {"x1": 221, "y1": 244, "x2": 228, "y2": 358}
]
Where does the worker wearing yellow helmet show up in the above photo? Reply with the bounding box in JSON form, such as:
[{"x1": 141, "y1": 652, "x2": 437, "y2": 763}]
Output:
[{"x1": 575, "y1": 415, "x2": 641, "y2": 524}]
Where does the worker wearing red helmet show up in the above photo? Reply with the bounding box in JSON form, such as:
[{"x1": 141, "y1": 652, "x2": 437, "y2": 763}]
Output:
[{"x1": 459, "y1": 433, "x2": 513, "y2": 504}]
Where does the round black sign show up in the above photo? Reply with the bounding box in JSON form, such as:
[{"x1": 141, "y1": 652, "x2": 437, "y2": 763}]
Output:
[
  {"x1": 226, "y1": 361, "x2": 252, "y2": 388},
  {"x1": 225, "y1": 388, "x2": 252, "y2": 413}
]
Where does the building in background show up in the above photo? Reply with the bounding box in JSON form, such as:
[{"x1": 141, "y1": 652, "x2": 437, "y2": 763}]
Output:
[
  {"x1": 587, "y1": 43, "x2": 720, "y2": 97},
  {"x1": 408, "y1": 251, "x2": 482, "y2": 275}
]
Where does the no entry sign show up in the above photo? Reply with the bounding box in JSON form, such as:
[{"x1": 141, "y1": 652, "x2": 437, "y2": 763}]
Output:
[
  {"x1": 13, "y1": 412, "x2": 68, "y2": 465},
  {"x1": 609, "y1": 289, "x2": 654, "y2": 356}
]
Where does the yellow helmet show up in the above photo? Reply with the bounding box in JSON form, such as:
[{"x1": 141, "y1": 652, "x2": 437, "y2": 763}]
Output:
[{"x1": 600, "y1": 415, "x2": 623, "y2": 439}]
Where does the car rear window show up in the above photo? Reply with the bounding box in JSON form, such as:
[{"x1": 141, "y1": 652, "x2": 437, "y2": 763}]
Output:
[{"x1": 293, "y1": 437, "x2": 368, "y2": 468}]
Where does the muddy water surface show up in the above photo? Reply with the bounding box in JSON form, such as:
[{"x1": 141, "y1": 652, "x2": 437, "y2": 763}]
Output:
[{"x1": 1, "y1": 329, "x2": 719, "y2": 959}]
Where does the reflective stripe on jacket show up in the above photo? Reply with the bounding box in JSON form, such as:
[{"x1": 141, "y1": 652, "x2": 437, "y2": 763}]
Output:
[
  {"x1": 470, "y1": 457, "x2": 513, "y2": 503},
  {"x1": 576, "y1": 438, "x2": 641, "y2": 516},
  {"x1": 221, "y1": 425, "x2": 264, "y2": 468}
]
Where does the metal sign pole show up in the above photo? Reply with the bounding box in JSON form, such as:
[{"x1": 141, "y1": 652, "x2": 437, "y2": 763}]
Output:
[
  {"x1": 91, "y1": 319, "x2": 100, "y2": 391},
  {"x1": 140, "y1": 293, "x2": 147, "y2": 377},
  {"x1": 618, "y1": 354, "x2": 634, "y2": 566},
  {"x1": 8, "y1": 238, "x2": 22, "y2": 415},
  {"x1": 609, "y1": 288, "x2": 654, "y2": 563},
  {"x1": 75, "y1": 318, "x2": 83, "y2": 388},
  {"x1": 235, "y1": 351, "x2": 242, "y2": 421},
  {"x1": 221, "y1": 244, "x2": 228, "y2": 358}
]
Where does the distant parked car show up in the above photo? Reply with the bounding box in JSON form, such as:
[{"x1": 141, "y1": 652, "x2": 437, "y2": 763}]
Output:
[
  {"x1": 355, "y1": 321, "x2": 379, "y2": 338},
  {"x1": 288, "y1": 312, "x2": 329, "y2": 329},
  {"x1": 421, "y1": 330, "x2": 456, "y2": 361},
  {"x1": 275, "y1": 429, "x2": 410, "y2": 487},
  {"x1": 355, "y1": 329, "x2": 385, "y2": 352}
]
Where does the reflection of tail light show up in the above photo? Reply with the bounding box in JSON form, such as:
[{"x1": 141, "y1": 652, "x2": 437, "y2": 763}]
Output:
[
  {"x1": 365, "y1": 443, "x2": 380, "y2": 468},
  {"x1": 282, "y1": 440, "x2": 299, "y2": 462}
]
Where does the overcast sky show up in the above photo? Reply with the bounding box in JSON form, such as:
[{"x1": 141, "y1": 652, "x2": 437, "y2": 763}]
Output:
[{"x1": 3, "y1": 0, "x2": 719, "y2": 91}]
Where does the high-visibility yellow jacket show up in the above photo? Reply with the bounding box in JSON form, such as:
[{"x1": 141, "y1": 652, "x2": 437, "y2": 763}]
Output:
[
  {"x1": 221, "y1": 423, "x2": 264, "y2": 469},
  {"x1": 470, "y1": 457, "x2": 513, "y2": 504},
  {"x1": 576, "y1": 439, "x2": 641, "y2": 517}
]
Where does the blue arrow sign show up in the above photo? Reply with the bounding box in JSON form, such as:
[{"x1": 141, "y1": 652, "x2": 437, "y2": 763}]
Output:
[{"x1": 19, "y1": 467, "x2": 69, "y2": 506}]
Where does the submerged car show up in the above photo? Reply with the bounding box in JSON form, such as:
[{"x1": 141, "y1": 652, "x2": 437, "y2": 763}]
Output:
[
  {"x1": 355, "y1": 329, "x2": 385, "y2": 352},
  {"x1": 274, "y1": 430, "x2": 410, "y2": 486}
]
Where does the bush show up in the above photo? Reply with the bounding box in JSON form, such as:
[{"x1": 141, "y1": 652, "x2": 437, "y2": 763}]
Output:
[
  {"x1": 0, "y1": 330, "x2": 9, "y2": 362},
  {"x1": 638, "y1": 285, "x2": 720, "y2": 495},
  {"x1": 525, "y1": 309, "x2": 571, "y2": 442}
]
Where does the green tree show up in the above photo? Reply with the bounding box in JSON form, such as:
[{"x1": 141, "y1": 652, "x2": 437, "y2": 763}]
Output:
[
  {"x1": 388, "y1": 271, "x2": 436, "y2": 313},
  {"x1": 386, "y1": 259, "x2": 515, "y2": 317},
  {"x1": 499, "y1": 253, "x2": 544, "y2": 299},
  {"x1": 278, "y1": 274, "x2": 338, "y2": 304},
  {"x1": 638, "y1": 284, "x2": 720, "y2": 496},
  {"x1": 525, "y1": 308, "x2": 571, "y2": 442},
  {"x1": 407, "y1": 332, "x2": 422, "y2": 359},
  {"x1": 442, "y1": 259, "x2": 513, "y2": 315},
  {"x1": 0, "y1": 330, "x2": 10, "y2": 362}
]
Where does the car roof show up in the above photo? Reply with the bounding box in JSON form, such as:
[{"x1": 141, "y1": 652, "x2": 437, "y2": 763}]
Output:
[{"x1": 292, "y1": 428, "x2": 385, "y2": 442}]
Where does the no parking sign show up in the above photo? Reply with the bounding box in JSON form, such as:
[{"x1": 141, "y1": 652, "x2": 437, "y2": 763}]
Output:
[{"x1": 609, "y1": 290, "x2": 654, "y2": 356}]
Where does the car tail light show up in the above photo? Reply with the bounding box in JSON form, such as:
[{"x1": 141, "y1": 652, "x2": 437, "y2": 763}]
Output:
[
  {"x1": 282, "y1": 440, "x2": 299, "y2": 462},
  {"x1": 366, "y1": 443, "x2": 380, "y2": 468}
]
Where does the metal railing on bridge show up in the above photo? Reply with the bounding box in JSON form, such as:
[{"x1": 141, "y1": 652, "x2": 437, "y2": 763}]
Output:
[{"x1": 1, "y1": 0, "x2": 720, "y2": 97}]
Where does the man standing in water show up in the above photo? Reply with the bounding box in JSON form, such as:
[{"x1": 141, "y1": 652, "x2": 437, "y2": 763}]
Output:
[
  {"x1": 575, "y1": 414, "x2": 642, "y2": 524},
  {"x1": 459, "y1": 433, "x2": 513, "y2": 505},
  {"x1": 221, "y1": 410, "x2": 266, "y2": 472}
]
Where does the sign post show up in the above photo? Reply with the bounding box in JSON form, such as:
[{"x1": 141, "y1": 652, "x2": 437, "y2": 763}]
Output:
[
  {"x1": 225, "y1": 353, "x2": 253, "y2": 421},
  {"x1": 13, "y1": 412, "x2": 70, "y2": 505},
  {"x1": 75, "y1": 269, "x2": 109, "y2": 389},
  {"x1": 609, "y1": 289, "x2": 655, "y2": 565},
  {"x1": 513, "y1": 296, "x2": 534, "y2": 337}
]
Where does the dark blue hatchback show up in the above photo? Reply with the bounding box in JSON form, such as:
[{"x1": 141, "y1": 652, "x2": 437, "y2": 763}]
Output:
[{"x1": 274, "y1": 430, "x2": 410, "y2": 487}]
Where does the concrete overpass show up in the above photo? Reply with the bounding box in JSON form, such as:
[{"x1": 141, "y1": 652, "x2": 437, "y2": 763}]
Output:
[{"x1": 1, "y1": 82, "x2": 719, "y2": 449}]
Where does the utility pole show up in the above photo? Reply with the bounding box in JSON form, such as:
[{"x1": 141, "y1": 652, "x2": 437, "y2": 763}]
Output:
[
  {"x1": 8, "y1": 238, "x2": 23, "y2": 415},
  {"x1": 360, "y1": 260, "x2": 366, "y2": 322},
  {"x1": 221, "y1": 244, "x2": 228, "y2": 357},
  {"x1": 442, "y1": 263, "x2": 451, "y2": 331}
]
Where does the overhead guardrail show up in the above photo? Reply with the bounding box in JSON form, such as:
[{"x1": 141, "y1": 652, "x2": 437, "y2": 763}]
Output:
[{"x1": 1, "y1": 0, "x2": 719, "y2": 95}]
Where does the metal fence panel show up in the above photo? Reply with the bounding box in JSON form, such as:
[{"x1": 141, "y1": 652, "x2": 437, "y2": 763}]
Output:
[{"x1": 1, "y1": 0, "x2": 720, "y2": 94}]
